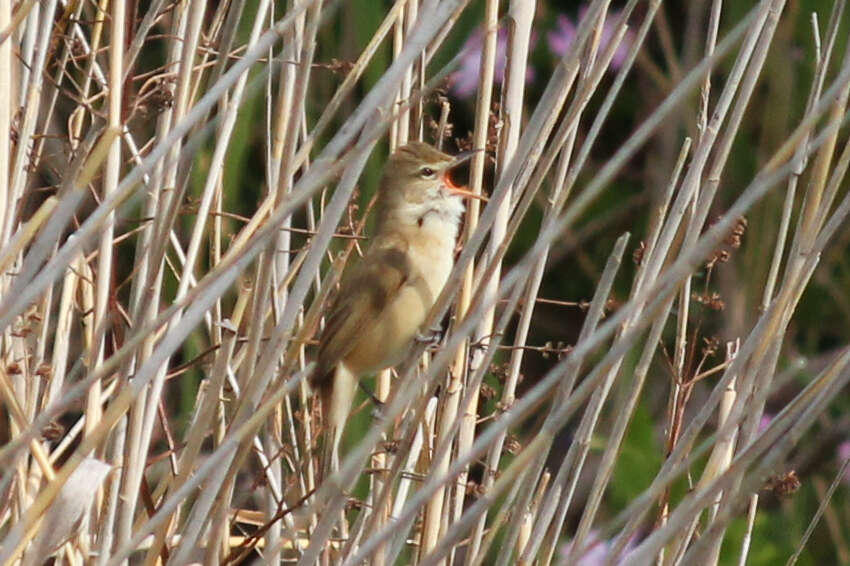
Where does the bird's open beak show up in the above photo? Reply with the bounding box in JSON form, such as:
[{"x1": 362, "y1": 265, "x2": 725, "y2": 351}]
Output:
[
  {"x1": 446, "y1": 182, "x2": 488, "y2": 201},
  {"x1": 442, "y1": 149, "x2": 488, "y2": 201}
]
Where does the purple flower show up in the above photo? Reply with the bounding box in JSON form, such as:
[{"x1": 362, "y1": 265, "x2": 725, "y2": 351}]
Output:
[
  {"x1": 547, "y1": 15, "x2": 577, "y2": 57},
  {"x1": 450, "y1": 27, "x2": 536, "y2": 99},
  {"x1": 547, "y1": 8, "x2": 635, "y2": 71},
  {"x1": 559, "y1": 530, "x2": 638, "y2": 566},
  {"x1": 758, "y1": 413, "x2": 773, "y2": 434},
  {"x1": 838, "y1": 441, "x2": 850, "y2": 484}
]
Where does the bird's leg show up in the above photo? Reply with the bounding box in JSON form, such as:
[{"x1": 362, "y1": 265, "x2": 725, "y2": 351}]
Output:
[{"x1": 358, "y1": 381, "x2": 385, "y2": 410}]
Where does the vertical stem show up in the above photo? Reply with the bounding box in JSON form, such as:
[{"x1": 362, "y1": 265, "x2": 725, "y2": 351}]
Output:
[
  {"x1": 420, "y1": 1, "x2": 497, "y2": 562},
  {"x1": 0, "y1": 0, "x2": 10, "y2": 246},
  {"x1": 88, "y1": 0, "x2": 123, "y2": 442},
  {"x1": 463, "y1": 1, "x2": 534, "y2": 562}
]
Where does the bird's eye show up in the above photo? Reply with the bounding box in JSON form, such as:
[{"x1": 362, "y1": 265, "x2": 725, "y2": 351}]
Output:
[{"x1": 419, "y1": 167, "x2": 436, "y2": 179}]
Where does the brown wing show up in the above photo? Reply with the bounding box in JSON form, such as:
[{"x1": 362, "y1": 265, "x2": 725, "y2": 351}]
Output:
[{"x1": 310, "y1": 238, "x2": 411, "y2": 388}]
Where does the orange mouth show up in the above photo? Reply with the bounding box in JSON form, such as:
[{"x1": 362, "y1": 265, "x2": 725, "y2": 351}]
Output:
[{"x1": 443, "y1": 173, "x2": 488, "y2": 201}]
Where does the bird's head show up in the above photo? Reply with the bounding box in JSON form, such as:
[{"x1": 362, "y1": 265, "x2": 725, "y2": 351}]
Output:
[{"x1": 375, "y1": 142, "x2": 483, "y2": 231}]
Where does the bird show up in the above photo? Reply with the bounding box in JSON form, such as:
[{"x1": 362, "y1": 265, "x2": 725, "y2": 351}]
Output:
[{"x1": 310, "y1": 141, "x2": 481, "y2": 477}]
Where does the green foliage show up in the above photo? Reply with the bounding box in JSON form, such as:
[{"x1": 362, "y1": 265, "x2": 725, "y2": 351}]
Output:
[{"x1": 610, "y1": 403, "x2": 663, "y2": 511}]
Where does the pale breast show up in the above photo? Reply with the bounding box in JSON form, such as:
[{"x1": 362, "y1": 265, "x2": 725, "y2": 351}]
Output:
[
  {"x1": 341, "y1": 212, "x2": 460, "y2": 375},
  {"x1": 407, "y1": 227, "x2": 457, "y2": 301},
  {"x1": 344, "y1": 233, "x2": 456, "y2": 374}
]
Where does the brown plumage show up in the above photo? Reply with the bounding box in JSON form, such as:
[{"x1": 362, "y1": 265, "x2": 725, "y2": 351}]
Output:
[{"x1": 310, "y1": 141, "x2": 479, "y2": 476}]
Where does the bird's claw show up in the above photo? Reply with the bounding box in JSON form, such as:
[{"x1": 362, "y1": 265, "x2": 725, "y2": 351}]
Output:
[
  {"x1": 415, "y1": 325, "x2": 444, "y2": 346},
  {"x1": 371, "y1": 405, "x2": 386, "y2": 421},
  {"x1": 357, "y1": 383, "x2": 388, "y2": 421}
]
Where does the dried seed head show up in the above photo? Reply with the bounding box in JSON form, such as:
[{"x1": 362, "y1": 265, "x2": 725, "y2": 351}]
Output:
[
  {"x1": 505, "y1": 435, "x2": 522, "y2": 455},
  {"x1": 466, "y1": 480, "x2": 486, "y2": 498},
  {"x1": 141, "y1": 80, "x2": 175, "y2": 116},
  {"x1": 633, "y1": 241, "x2": 646, "y2": 265},
  {"x1": 725, "y1": 216, "x2": 748, "y2": 248},
  {"x1": 701, "y1": 336, "x2": 720, "y2": 358},
  {"x1": 490, "y1": 361, "x2": 509, "y2": 382},
  {"x1": 42, "y1": 420, "x2": 65, "y2": 442},
  {"x1": 479, "y1": 383, "x2": 497, "y2": 400},
  {"x1": 322, "y1": 58, "x2": 355, "y2": 75},
  {"x1": 764, "y1": 470, "x2": 801, "y2": 498},
  {"x1": 693, "y1": 292, "x2": 725, "y2": 311}
]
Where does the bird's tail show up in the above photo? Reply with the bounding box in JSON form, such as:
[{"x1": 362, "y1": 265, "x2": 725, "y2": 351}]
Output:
[{"x1": 315, "y1": 363, "x2": 358, "y2": 482}]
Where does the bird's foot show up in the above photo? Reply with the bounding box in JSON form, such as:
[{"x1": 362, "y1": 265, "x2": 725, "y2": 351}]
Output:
[
  {"x1": 415, "y1": 325, "x2": 444, "y2": 346},
  {"x1": 370, "y1": 404, "x2": 387, "y2": 421}
]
